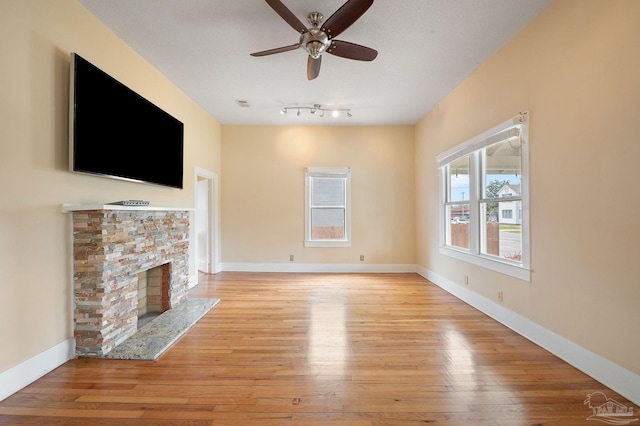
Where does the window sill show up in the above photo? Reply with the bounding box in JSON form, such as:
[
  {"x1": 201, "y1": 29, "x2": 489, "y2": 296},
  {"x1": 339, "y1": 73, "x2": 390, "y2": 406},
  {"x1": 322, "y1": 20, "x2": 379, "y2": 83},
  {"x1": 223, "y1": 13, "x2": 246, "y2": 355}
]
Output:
[
  {"x1": 305, "y1": 240, "x2": 351, "y2": 248},
  {"x1": 440, "y1": 246, "x2": 531, "y2": 281}
]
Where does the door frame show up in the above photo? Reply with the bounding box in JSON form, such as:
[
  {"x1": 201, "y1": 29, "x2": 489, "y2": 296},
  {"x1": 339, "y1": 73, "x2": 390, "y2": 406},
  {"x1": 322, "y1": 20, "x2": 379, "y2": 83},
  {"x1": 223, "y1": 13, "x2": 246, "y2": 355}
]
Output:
[{"x1": 194, "y1": 166, "x2": 221, "y2": 275}]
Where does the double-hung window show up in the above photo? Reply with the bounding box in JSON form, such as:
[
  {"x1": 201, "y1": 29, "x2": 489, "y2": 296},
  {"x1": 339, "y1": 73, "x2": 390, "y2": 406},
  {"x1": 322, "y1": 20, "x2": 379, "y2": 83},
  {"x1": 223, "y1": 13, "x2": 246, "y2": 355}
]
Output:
[
  {"x1": 437, "y1": 113, "x2": 530, "y2": 280},
  {"x1": 305, "y1": 167, "x2": 351, "y2": 247}
]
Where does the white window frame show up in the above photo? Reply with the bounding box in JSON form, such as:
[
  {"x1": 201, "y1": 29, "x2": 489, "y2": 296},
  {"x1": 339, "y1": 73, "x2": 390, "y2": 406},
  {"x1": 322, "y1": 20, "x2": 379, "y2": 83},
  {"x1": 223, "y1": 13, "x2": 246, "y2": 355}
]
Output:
[
  {"x1": 436, "y1": 112, "x2": 530, "y2": 281},
  {"x1": 304, "y1": 167, "x2": 351, "y2": 248}
]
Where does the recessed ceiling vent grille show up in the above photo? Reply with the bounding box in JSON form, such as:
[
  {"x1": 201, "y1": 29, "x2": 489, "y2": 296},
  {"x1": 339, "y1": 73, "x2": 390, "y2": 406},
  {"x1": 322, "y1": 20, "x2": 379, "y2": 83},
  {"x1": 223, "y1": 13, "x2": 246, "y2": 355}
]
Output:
[{"x1": 236, "y1": 100, "x2": 250, "y2": 108}]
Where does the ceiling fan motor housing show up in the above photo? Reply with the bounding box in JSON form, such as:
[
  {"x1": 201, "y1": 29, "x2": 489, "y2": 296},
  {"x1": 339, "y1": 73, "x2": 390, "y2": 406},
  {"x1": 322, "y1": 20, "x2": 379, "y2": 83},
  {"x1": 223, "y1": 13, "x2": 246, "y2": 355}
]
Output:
[{"x1": 300, "y1": 28, "x2": 330, "y2": 59}]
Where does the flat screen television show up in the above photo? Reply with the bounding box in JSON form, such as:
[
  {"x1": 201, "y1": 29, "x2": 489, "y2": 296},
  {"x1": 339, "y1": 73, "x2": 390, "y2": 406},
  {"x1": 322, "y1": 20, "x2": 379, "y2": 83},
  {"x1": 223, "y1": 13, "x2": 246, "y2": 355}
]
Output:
[{"x1": 69, "y1": 53, "x2": 184, "y2": 189}]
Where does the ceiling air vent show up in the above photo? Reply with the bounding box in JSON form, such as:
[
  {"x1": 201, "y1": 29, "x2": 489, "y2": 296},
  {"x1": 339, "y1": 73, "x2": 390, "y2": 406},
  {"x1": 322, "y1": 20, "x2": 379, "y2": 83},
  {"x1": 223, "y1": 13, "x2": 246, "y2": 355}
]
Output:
[{"x1": 236, "y1": 100, "x2": 250, "y2": 108}]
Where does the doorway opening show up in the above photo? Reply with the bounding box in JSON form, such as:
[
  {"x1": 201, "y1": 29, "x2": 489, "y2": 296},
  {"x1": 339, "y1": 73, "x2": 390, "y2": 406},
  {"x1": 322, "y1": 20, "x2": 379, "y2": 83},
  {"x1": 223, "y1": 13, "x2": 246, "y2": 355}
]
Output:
[{"x1": 194, "y1": 167, "x2": 221, "y2": 276}]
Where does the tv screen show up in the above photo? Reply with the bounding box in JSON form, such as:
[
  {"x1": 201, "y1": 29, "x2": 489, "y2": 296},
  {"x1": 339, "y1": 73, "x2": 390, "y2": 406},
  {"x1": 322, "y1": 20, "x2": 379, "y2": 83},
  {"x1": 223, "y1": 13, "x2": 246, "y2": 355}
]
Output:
[{"x1": 69, "y1": 53, "x2": 184, "y2": 189}]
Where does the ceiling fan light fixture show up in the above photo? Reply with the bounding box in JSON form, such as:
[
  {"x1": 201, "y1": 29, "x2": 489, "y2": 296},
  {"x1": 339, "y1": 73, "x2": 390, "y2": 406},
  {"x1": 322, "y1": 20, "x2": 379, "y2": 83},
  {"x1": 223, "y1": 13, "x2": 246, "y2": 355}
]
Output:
[{"x1": 307, "y1": 41, "x2": 325, "y2": 59}]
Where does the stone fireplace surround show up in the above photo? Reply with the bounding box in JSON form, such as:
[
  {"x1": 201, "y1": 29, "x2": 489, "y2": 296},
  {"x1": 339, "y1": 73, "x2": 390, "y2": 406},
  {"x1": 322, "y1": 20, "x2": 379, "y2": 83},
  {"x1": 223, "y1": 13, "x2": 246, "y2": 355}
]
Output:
[{"x1": 63, "y1": 204, "x2": 191, "y2": 357}]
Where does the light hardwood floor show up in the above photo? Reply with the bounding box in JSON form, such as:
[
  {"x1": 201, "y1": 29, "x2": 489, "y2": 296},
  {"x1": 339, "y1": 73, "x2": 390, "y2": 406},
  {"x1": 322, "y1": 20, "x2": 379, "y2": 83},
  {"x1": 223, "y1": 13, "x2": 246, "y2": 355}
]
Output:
[{"x1": 0, "y1": 272, "x2": 634, "y2": 425}]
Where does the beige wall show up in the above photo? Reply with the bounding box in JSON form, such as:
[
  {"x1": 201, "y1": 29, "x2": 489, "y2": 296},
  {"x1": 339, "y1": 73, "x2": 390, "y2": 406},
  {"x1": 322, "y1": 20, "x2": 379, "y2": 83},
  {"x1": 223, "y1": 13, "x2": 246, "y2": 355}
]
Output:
[
  {"x1": 221, "y1": 126, "x2": 415, "y2": 265},
  {"x1": 0, "y1": 0, "x2": 221, "y2": 373},
  {"x1": 415, "y1": 0, "x2": 640, "y2": 374}
]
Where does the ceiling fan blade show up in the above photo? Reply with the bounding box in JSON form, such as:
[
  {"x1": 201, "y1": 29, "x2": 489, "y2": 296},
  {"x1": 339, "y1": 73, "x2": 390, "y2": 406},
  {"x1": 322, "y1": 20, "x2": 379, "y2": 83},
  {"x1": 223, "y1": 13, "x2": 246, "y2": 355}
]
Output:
[
  {"x1": 322, "y1": 0, "x2": 373, "y2": 39},
  {"x1": 327, "y1": 40, "x2": 378, "y2": 61},
  {"x1": 307, "y1": 55, "x2": 321, "y2": 80},
  {"x1": 250, "y1": 43, "x2": 301, "y2": 57},
  {"x1": 265, "y1": 0, "x2": 307, "y2": 33}
]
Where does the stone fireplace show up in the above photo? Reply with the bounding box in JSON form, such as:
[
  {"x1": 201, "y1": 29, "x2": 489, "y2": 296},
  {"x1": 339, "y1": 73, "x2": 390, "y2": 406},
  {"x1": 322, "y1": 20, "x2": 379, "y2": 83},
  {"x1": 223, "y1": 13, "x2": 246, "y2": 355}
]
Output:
[{"x1": 66, "y1": 205, "x2": 191, "y2": 357}]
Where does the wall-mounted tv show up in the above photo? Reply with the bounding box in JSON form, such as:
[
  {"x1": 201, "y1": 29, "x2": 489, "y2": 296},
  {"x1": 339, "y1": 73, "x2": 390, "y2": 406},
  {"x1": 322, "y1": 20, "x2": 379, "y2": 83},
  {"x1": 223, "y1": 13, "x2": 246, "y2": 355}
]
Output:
[{"x1": 69, "y1": 53, "x2": 184, "y2": 189}]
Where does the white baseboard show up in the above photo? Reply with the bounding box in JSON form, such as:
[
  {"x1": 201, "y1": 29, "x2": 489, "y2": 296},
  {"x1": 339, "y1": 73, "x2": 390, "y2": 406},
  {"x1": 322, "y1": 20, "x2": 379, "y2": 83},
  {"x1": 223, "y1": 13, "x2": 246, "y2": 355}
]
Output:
[
  {"x1": 416, "y1": 265, "x2": 640, "y2": 406},
  {"x1": 222, "y1": 262, "x2": 418, "y2": 273},
  {"x1": 0, "y1": 338, "x2": 75, "y2": 402}
]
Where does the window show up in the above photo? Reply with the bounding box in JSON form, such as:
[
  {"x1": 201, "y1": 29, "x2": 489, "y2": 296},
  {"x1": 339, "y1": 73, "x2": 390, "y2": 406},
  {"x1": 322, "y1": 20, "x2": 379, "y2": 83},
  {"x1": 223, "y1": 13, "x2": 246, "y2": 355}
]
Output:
[
  {"x1": 305, "y1": 167, "x2": 351, "y2": 247},
  {"x1": 437, "y1": 113, "x2": 530, "y2": 281}
]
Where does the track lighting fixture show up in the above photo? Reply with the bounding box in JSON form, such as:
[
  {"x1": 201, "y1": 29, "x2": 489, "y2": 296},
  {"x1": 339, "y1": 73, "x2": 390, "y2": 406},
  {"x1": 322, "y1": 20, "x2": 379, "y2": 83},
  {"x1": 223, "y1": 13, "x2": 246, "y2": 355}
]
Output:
[{"x1": 279, "y1": 104, "x2": 352, "y2": 118}]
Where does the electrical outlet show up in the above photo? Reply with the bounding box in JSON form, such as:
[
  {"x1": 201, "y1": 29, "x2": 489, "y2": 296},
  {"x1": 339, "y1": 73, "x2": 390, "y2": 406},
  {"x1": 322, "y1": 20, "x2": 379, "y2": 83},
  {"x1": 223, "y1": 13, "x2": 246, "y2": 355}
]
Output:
[
  {"x1": 464, "y1": 275, "x2": 469, "y2": 285},
  {"x1": 290, "y1": 255, "x2": 294, "y2": 261},
  {"x1": 360, "y1": 255, "x2": 365, "y2": 261},
  {"x1": 498, "y1": 290, "x2": 504, "y2": 302}
]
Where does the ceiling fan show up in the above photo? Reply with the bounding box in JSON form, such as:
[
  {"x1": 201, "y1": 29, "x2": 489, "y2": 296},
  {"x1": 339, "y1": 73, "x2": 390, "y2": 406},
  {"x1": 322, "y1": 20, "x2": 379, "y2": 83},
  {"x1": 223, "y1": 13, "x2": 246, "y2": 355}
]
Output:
[{"x1": 250, "y1": 0, "x2": 378, "y2": 80}]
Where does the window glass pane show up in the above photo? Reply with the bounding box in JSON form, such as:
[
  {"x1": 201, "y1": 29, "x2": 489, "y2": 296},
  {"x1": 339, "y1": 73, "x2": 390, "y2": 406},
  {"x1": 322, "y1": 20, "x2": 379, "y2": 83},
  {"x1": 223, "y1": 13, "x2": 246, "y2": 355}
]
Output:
[
  {"x1": 448, "y1": 156, "x2": 470, "y2": 202},
  {"x1": 312, "y1": 178, "x2": 345, "y2": 207},
  {"x1": 481, "y1": 201, "x2": 522, "y2": 263},
  {"x1": 446, "y1": 204, "x2": 470, "y2": 249},
  {"x1": 483, "y1": 138, "x2": 521, "y2": 199},
  {"x1": 311, "y1": 208, "x2": 345, "y2": 240}
]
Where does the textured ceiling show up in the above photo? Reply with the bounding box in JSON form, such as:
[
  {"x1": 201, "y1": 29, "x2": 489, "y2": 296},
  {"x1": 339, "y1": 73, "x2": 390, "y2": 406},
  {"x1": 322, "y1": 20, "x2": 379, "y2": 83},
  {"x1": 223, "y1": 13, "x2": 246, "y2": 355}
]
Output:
[{"x1": 77, "y1": 0, "x2": 551, "y2": 126}]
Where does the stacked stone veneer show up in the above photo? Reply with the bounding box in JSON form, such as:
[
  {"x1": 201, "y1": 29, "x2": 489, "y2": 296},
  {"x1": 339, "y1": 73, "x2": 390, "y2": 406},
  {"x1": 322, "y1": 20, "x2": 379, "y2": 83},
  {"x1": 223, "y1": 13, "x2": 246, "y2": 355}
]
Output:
[{"x1": 72, "y1": 209, "x2": 190, "y2": 357}]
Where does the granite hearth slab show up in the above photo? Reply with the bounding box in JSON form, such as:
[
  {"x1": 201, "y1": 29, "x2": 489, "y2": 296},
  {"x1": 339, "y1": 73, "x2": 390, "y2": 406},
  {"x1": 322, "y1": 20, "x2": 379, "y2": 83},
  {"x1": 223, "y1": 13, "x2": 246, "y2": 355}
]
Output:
[{"x1": 102, "y1": 298, "x2": 219, "y2": 360}]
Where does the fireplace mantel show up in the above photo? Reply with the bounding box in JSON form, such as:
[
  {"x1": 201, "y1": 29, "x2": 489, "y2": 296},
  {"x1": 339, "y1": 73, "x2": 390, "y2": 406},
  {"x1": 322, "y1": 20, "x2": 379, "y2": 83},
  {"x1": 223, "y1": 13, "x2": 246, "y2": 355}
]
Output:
[{"x1": 62, "y1": 203, "x2": 194, "y2": 213}]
